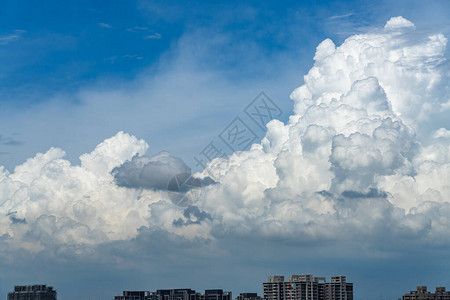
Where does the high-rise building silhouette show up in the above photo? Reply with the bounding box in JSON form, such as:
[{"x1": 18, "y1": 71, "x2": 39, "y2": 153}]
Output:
[
  {"x1": 150, "y1": 289, "x2": 201, "y2": 300},
  {"x1": 403, "y1": 286, "x2": 450, "y2": 300},
  {"x1": 203, "y1": 290, "x2": 232, "y2": 300},
  {"x1": 114, "y1": 291, "x2": 149, "y2": 300},
  {"x1": 8, "y1": 285, "x2": 57, "y2": 300},
  {"x1": 263, "y1": 275, "x2": 352, "y2": 300},
  {"x1": 114, "y1": 289, "x2": 232, "y2": 300},
  {"x1": 324, "y1": 276, "x2": 353, "y2": 300}
]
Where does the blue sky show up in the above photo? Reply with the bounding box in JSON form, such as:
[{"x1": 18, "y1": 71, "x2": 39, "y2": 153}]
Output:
[
  {"x1": 1, "y1": 1, "x2": 450, "y2": 300},
  {"x1": 2, "y1": 0, "x2": 448, "y2": 171}
]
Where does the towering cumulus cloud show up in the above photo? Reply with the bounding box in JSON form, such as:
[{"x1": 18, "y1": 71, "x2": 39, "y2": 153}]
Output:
[
  {"x1": 0, "y1": 17, "x2": 449, "y2": 257},
  {"x1": 198, "y1": 16, "x2": 449, "y2": 244}
]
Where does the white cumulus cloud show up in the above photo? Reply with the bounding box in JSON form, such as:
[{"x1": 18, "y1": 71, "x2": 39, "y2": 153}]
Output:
[
  {"x1": 196, "y1": 16, "x2": 449, "y2": 245},
  {"x1": 0, "y1": 17, "x2": 449, "y2": 258}
]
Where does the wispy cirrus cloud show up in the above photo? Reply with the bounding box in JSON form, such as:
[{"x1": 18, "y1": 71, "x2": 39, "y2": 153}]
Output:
[
  {"x1": 0, "y1": 30, "x2": 25, "y2": 45},
  {"x1": 144, "y1": 33, "x2": 162, "y2": 39},
  {"x1": 126, "y1": 26, "x2": 161, "y2": 39},
  {"x1": 328, "y1": 13, "x2": 354, "y2": 20},
  {"x1": 125, "y1": 26, "x2": 149, "y2": 32},
  {"x1": 98, "y1": 22, "x2": 112, "y2": 28},
  {"x1": 122, "y1": 54, "x2": 144, "y2": 60}
]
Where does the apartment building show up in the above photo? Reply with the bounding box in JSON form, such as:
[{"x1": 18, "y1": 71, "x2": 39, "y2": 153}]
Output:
[
  {"x1": 114, "y1": 289, "x2": 231, "y2": 300},
  {"x1": 403, "y1": 286, "x2": 450, "y2": 300},
  {"x1": 263, "y1": 275, "x2": 352, "y2": 300},
  {"x1": 8, "y1": 285, "x2": 57, "y2": 300},
  {"x1": 114, "y1": 291, "x2": 149, "y2": 300}
]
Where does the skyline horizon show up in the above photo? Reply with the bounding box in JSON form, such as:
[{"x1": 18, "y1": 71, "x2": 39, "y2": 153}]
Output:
[{"x1": 6, "y1": 275, "x2": 450, "y2": 300}]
